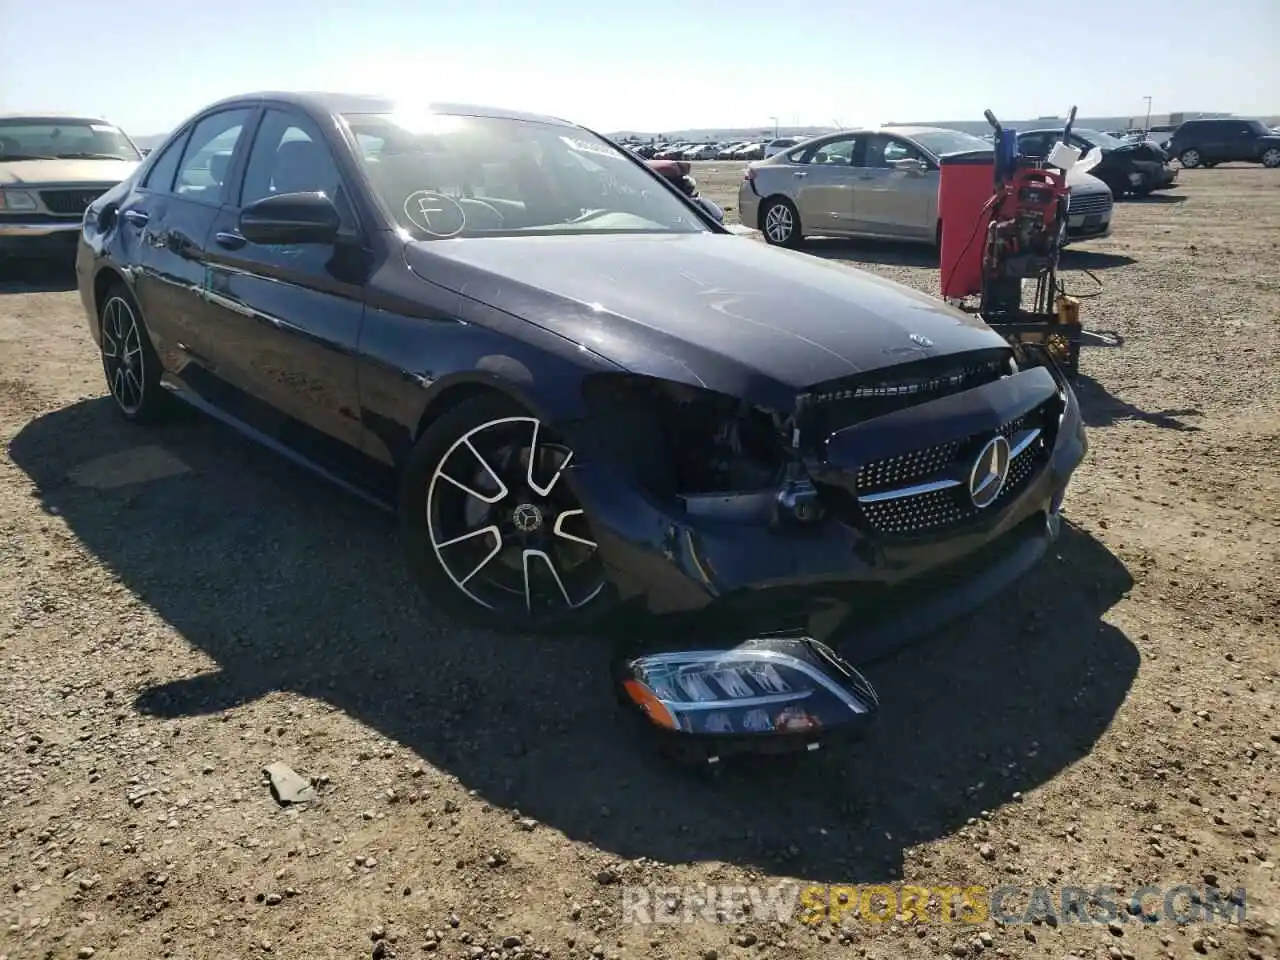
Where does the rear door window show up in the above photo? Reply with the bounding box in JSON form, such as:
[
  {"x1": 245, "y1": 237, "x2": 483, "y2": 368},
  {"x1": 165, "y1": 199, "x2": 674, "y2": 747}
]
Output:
[
  {"x1": 141, "y1": 129, "x2": 188, "y2": 193},
  {"x1": 173, "y1": 108, "x2": 253, "y2": 204}
]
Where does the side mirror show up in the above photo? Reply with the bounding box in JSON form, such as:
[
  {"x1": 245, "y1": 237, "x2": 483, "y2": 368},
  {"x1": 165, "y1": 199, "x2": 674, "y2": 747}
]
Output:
[
  {"x1": 891, "y1": 157, "x2": 928, "y2": 174},
  {"x1": 239, "y1": 191, "x2": 341, "y2": 246},
  {"x1": 694, "y1": 195, "x2": 724, "y2": 223}
]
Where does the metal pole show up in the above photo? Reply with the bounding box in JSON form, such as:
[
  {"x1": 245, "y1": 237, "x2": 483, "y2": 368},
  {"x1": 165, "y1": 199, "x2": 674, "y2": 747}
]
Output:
[
  {"x1": 769, "y1": 116, "x2": 779, "y2": 138},
  {"x1": 1143, "y1": 96, "x2": 1152, "y2": 132}
]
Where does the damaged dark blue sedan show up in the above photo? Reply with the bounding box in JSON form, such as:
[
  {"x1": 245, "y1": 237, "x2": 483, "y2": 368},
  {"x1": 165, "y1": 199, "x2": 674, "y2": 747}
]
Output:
[{"x1": 75, "y1": 91, "x2": 1086, "y2": 655}]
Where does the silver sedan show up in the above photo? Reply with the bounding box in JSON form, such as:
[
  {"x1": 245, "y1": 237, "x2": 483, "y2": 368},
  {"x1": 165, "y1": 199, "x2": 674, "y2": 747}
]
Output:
[{"x1": 738, "y1": 125, "x2": 1113, "y2": 248}]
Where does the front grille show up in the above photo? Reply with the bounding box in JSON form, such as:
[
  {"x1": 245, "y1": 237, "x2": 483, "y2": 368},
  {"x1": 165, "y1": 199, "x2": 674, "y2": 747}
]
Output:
[
  {"x1": 1068, "y1": 192, "x2": 1111, "y2": 216},
  {"x1": 39, "y1": 189, "x2": 104, "y2": 217},
  {"x1": 826, "y1": 402, "x2": 1055, "y2": 538},
  {"x1": 797, "y1": 349, "x2": 1012, "y2": 446}
]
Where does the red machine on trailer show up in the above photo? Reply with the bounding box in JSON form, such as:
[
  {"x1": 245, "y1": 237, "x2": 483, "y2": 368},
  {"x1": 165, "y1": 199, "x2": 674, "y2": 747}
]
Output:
[{"x1": 937, "y1": 106, "x2": 1085, "y2": 377}]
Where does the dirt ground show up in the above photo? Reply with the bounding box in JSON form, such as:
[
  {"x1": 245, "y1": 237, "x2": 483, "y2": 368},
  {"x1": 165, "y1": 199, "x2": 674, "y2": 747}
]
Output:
[{"x1": 1, "y1": 165, "x2": 1278, "y2": 960}]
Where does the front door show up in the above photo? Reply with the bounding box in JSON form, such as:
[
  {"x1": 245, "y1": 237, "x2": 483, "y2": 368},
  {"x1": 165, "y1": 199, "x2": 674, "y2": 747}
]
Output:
[
  {"x1": 1198, "y1": 122, "x2": 1237, "y2": 163},
  {"x1": 202, "y1": 106, "x2": 367, "y2": 453},
  {"x1": 851, "y1": 135, "x2": 938, "y2": 240},
  {"x1": 792, "y1": 135, "x2": 861, "y2": 233}
]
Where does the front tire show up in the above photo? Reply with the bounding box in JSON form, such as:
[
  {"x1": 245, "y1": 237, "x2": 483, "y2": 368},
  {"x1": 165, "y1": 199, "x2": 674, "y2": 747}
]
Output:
[
  {"x1": 1179, "y1": 149, "x2": 1201, "y2": 169},
  {"x1": 760, "y1": 197, "x2": 802, "y2": 247},
  {"x1": 1262, "y1": 148, "x2": 1280, "y2": 168},
  {"x1": 398, "y1": 393, "x2": 616, "y2": 633},
  {"x1": 99, "y1": 283, "x2": 168, "y2": 423}
]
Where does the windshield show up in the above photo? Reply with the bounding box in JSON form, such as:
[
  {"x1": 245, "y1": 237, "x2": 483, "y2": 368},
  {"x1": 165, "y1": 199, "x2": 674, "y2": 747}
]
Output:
[
  {"x1": 1074, "y1": 128, "x2": 1127, "y2": 150},
  {"x1": 344, "y1": 112, "x2": 711, "y2": 239},
  {"x1": 0, "y1": 118, "x2": 140, "y2": 161},
  {"x1": 905, "y1": 129, "x2": 992, "y2": 156}
]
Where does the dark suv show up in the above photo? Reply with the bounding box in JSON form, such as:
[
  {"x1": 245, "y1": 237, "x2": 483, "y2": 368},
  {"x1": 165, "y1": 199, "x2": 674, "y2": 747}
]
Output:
[{"x1": 1166, "y1": 118, "x2": 1280, "y2": 169}]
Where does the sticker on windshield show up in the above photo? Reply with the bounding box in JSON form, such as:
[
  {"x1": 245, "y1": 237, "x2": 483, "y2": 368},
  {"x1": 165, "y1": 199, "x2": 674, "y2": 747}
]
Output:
[
  {"x1": 559, "y1": 136, "x2": 620, "y2": 160},
  {"x1": 404, "y1": 190, "x2": 466, "y2": 238}
]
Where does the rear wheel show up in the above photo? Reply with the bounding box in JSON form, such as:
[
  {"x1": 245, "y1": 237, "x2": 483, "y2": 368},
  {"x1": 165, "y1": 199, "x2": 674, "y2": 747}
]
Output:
[
  {"x1": 760, "y1": 197, "x2": 801, "y2": 247},
  {"x1": 99, "y1": 284, "x2": 169, "y2": 423},
  {"x1": 399, "y1": 393, "x2": 616, "y2": 633},
  {"x1": 1179, "y1": 149, "x2": 1201, "y2": 168}
]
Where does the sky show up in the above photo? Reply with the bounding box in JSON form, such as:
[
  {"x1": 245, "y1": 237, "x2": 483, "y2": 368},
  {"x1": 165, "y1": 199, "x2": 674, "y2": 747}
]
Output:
[{"x1": 2, "y1": 0, "x2": 1277, "y2": 137}]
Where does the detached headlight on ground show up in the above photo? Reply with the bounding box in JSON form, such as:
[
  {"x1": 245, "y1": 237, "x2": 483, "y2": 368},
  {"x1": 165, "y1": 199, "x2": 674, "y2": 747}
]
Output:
[{"x1": 613, "y1": 636, "x2": 878, "y2": 764}]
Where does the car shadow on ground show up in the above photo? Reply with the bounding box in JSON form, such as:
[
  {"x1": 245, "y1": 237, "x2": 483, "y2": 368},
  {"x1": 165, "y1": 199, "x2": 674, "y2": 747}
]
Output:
[
  {"x1": 1073, "y1": 374, "x2": 1203, "y2": 431},
  {"x1": 0, "y1": 258, "x2": 78, "y2": 293},
  {"x1": 1127, "y1": 193, "x2": 1187, "y2": 204},
  {"x1": 801, "y1": 238, "x2": 939, "y2": 268},
  {"x1": 1059, "y1": 250, "x2": 1136, "y2": 271},
  {"x1": 9, "y1": 397, "x2": 1138, "y2": 883}
]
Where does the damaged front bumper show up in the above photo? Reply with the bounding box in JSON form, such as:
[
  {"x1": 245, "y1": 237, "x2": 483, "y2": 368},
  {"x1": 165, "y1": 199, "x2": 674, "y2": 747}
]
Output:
[{"x1": 564, "y1": 364, "x2": 1087, "y2": 663}]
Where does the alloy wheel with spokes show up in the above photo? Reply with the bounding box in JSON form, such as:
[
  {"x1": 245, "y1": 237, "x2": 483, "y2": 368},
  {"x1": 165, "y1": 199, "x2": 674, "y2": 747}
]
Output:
[
  {"x1": 98, "y1": 286, "x2": 166, "y2": 422},
  {"x1": 102, "y1": 296, "x2": 146, "y2": 414},
  {"x1": 1179, "y1": 149, "x2": 1201, "y2": 168},
  {"x1": 402, "y1": 397, "x2": 613, "y2": 630},
  {"x1": 761, "y1": 198, "x2": 800, "y2": 247},
  {"x1": 1262, "y1": 148, "x2": 1280, "y2": 169}
]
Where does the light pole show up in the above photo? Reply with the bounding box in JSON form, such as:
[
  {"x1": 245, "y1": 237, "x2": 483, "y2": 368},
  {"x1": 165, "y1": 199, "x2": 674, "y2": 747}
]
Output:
[
  {"x1": 1143, "y1": 96, "x2": 1152, "y2": 132},
  {"x1": 769, "y1": 116, "x2": 779, "y2": 138}
]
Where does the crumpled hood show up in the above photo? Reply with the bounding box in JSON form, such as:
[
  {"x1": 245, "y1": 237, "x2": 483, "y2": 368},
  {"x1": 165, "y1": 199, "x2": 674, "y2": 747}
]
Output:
[
  {"x1": 405, "y1": 232, "x2": 1009, "y2": 403},
  {"x1": 0, "y1": 158, "x2": 139, "y2": 186}
]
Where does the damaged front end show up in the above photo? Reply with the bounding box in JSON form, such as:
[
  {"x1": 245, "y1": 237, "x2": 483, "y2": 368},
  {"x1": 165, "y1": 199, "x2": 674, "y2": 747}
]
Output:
[
  {"x1": 578, "y1": 372, "x2": 825, "y2": 529},
  {"x1": 571, "y1": 346, "x2": 1083, "y2": 763}
]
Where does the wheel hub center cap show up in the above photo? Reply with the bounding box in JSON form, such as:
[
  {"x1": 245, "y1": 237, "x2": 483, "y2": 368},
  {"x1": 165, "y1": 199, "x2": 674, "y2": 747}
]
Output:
[{"x1": 511, "y1": 502, "x2": 543, "y2": 533}]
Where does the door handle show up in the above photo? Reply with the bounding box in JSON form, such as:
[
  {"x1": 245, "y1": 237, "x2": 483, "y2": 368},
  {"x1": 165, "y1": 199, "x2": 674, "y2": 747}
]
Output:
[
  {"x1": 215, "y1": 231, "x2": 247, "y2": 250},
  {"x1": 122, "y1": 209, "x2": 149, "y2": 227}
]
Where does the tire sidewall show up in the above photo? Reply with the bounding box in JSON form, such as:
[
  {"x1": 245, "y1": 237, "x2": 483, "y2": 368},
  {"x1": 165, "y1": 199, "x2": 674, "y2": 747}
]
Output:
[{"x1": 397, "y1": 392, "x2": 619, "y2": 635}]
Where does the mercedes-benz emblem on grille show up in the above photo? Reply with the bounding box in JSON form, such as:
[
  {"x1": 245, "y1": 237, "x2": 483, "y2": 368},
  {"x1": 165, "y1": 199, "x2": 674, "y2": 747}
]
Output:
[
  {"x1": 968, "y1": 435, "x2": 1011, "y2": 509},
  {"x1": 909, "y1": 333, "x2": 933, "y2": 348},
  {"x1": 511, "y1": 502, "x2": 543, "y2": 532}
]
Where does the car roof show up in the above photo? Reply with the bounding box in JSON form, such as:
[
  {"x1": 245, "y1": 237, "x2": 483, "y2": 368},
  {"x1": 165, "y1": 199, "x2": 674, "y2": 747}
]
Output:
[
  {"x1": 195, "y1": 91, "x2": 576, "y2": 127},
  {"x1": 880, "y1": 125, "x2": 961, "y2": 137},
  {"x1": 0, "y1": 113, "x2": 113, "y2": 123}
]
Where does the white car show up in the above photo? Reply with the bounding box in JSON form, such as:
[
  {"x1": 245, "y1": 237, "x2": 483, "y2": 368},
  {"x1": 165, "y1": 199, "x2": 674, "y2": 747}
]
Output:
[
  {"x1": 762, "y1": 137, "x2": 802, "y2": 158},
  {"x1": 0, "y1": 113, "x2": 142, "y2": 262}
]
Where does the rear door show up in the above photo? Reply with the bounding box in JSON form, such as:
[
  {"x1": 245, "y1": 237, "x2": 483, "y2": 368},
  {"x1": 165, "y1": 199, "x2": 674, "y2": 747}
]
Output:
[
  {"x1": 202, "y1": 106, "x2": 367, "y2": 451},
  {"x1": 851, "y1": 134, "x2": 937, "y2": 240},
  {"x1": 117, "y1": 107, "x2": 254, "y2": 387},
  {"x1": 1223, "y1": 121, "x2": 1260, "y2": 162},
  {"x1": 789, "y1": 135, "x2": 861, "y2": 233}
]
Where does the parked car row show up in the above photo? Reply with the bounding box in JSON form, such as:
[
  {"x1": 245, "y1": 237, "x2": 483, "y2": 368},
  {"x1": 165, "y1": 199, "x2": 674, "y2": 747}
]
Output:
[{"x1": 624, "y1": 137, "x2": 814, "y2": 162}]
